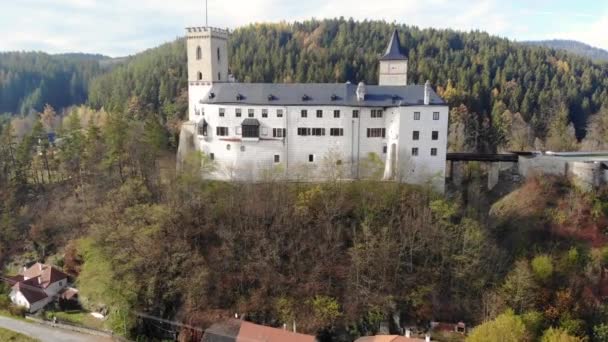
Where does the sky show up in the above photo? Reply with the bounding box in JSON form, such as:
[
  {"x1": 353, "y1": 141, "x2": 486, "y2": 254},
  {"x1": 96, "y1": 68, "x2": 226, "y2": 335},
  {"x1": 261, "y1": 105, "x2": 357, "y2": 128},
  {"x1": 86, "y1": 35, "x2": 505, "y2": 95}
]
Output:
[{"x1": 1, "y1": 0, "x2": 607, "y2": 57}]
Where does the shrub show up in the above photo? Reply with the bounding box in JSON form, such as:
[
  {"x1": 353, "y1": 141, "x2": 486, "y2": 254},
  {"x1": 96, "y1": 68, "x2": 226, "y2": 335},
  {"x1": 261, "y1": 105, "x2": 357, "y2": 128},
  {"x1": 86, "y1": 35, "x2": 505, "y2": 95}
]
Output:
[
  {"x1": 531, "y1": 255, "x2": 553, "y2": 282},
  {"x1": 466, "y1": 310, "x2": 527, "y2": 342},
  {"x1": 540, "y1": 327, "x2": 583, "y2": 342}
]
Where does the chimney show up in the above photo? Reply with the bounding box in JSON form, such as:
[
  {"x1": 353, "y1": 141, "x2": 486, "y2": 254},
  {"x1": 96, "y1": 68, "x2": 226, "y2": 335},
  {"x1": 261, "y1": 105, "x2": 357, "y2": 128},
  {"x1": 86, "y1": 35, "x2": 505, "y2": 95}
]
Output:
[
  {"x1": 283, "y1": 323, "x2": 287, "y2": 330},
  {"x1": 356, "y1": 82, "x2": 366, "y2": 102},
  {"x1": 424, "y1": 80, "x2": 430, "y2": 105},
  {"x1": 293, "y1": 320, "x2": 297, "y2": 333},
  {"x1": 405, "y1": 329, "x2": 411, "y2": 338},
  {"x1": 425, "y1": 334, "x2": 431, "y2": 342}
]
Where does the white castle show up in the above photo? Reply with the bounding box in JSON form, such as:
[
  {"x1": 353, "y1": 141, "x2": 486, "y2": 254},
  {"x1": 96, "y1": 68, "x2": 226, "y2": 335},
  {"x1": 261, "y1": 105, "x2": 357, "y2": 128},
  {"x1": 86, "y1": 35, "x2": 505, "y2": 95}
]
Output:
[{"x1": 178, "y1": 26, "x2": 449, "y2": 191}]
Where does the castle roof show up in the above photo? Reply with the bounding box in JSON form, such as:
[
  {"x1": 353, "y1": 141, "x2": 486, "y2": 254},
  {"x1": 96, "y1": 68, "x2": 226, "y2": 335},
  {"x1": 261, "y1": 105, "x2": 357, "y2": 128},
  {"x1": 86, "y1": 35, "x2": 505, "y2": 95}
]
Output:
[
  {"x1": 380, "y1": 30, "x2": 408, "y2": 61},
  {"x1": 201, "y1": 83, "x2": 445, "y2": 107}
]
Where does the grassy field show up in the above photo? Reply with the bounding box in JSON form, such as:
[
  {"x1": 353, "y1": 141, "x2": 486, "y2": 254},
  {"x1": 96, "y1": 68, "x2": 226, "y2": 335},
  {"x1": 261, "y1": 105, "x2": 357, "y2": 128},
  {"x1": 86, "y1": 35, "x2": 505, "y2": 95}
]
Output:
[
  {"x1": 0, "y1": 327, "x2": 39, "y2": 341},
  {"x1": 49, "y1": 310, "x2": 106, "y2": 330}
]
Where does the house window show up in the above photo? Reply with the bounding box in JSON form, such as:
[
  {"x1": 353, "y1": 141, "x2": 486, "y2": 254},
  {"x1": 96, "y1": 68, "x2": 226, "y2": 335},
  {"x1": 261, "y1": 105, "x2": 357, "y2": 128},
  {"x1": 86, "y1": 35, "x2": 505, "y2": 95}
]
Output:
[
  {"x1": 367, "y1": 128, "x2": 386, "y2": 138},
  {"x1": 308, "y1": 154, "x2": 314, "y2": 162},
  {"x1": 334, "y1": 110, "x2": 340, "y2": 118},
  {"x1": 433, "y1": 112, "x2": 440, "y2": 120},
  {"x1": 277, "y1": 109, "x2": 284, "y2": 118},
  {"x1": 248, "y1": 109, "x2": 254, "y2": 118},
  {"x1": 432, "y1": 131, "x2": 439, "y2": 140},
  {"x1": 216, "y1": 127, "x2": 229, "y2": 136},
  {"x1": 371, "y1": 109, "x2": 383, "y2": 118},
  {"x1": 353, "y1": 110, "x2": 359, "y2": 118},
  {"x1": 262, "y1": 109, "x2": 268, "y2": 118},
  {"x1": 316, "y1": 110, "x2": 323, "y2": 118},
  {"x1": 242, "y1": 124, "x2": 259, "y2": 138},
  {"x1": 330, "y1": 128, "x2": 344, "y2": 136},
  {"x1": 209, "y1": 153, "x2": 214, "y2": 160},
  {"x1": 412, "y1": 147, "x2": 419, "y2": 156},
  {"x1": 297, "y1": 127, "x2": 311, "y2": 136},
  {"x1": 414, "y1": 112, "x2": 421, "y2": 120},
  {"x1": 274, "y1": 155, "x2": 280, "y2": 163},
  {"x1": 236, "y1": 108, "x2": 242, "y2": 117},
  {"x1": 311, "y1": 128, "x2": 325, "y2": 136},
  {"x1": 413, "y1": 131, "x2": 420, "y2": 140},
  {"x1": 196, "y1": 46, "x2": 202, "y2": 60},
  {"x1": 383, "y1": 145, "x2": 387, "y2": 154},
  {"x1": 219, "y1": 108, "x2": 225, "y2": 117},
  {"x1": 301, "y1": 110, "x2": 308, "y2": 118},
  {"x1": 431, "y1": 148, "x2": 438, "y2": 156},
  {"x1": 273, "y1": 128, "x2": 286, "y2": 138},
  {"x1": 241, "y1": 145, "x2": 245, "y2": 152}
]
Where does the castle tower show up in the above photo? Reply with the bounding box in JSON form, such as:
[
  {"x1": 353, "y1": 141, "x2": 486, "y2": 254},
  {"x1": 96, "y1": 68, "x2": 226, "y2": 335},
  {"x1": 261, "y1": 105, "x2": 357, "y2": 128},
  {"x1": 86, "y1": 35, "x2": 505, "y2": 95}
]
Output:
[
  {"x1": 379, "y1": 30, "x2": 408, "y2": 86},
  {"x1": 186, "y1": 27, "x2": 229, "y2": 84}
]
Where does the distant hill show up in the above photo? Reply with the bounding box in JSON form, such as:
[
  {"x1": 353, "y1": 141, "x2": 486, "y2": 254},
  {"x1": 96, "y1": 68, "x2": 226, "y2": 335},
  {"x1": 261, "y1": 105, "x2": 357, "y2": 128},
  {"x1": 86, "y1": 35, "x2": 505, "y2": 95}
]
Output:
[{"x1": 525, "y1": 39, "x2": 608, "y2": 62}]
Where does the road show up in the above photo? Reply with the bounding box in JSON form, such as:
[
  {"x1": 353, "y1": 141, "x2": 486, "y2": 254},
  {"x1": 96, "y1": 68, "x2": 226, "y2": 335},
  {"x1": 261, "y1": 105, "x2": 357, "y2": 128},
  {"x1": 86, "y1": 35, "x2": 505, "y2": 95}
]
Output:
[{"x1": 0, "y1": 315, "x2": 110, "y2": 342}]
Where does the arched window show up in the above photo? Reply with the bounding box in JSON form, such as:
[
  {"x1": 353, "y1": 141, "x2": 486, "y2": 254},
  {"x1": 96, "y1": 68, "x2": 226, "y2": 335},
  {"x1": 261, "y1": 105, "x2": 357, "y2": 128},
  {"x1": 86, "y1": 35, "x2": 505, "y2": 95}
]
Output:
[
  {"x1": 217, "y1": 48, "x2": 220, "y2": 62},
  {"x1": 196, "y1": 46, "x2": 202, "y2": 60},
  {"x1": 197, "y1": 72, "x2": 203, "y2": 81},
  {"x1": 218, "y1": 72, "x2": 221, "y2": 81}
]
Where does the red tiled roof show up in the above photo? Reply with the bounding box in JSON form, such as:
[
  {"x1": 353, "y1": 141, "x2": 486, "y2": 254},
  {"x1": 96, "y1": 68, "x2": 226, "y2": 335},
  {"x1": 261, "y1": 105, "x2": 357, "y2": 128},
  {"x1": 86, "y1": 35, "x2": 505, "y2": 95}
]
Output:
[
  {"x1": 237, "y1": 321, "x2": 316, "y2": 342},
  {"x1": 21, "y1": 263, "x2": 68, "y2": 289}
]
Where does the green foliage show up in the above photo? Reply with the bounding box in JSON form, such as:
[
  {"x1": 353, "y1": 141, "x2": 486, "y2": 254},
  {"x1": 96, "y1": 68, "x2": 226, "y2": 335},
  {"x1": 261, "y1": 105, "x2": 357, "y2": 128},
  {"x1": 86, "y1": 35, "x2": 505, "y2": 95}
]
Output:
[
  {"x1": 466, "y1": 310, "x2": 527, "y2": 342},
  {"x1": 522, "y1": 310, "x2": 545, "y2": 339},
  {"x1": 501, "y1": 260, "x2": 539, "y2": 313},
  {"x1": 531, "y1": 255, "x2": 554, "y2": 282},
  {"x1": 593, "y1": 323, "x2": 608, "y2": 342},
  {"x1": 309, "y1": 295, "x2": 341, "y2": 327},
  {"x1": 541, "y1": 327, "x2": 584, "y2": 342}
]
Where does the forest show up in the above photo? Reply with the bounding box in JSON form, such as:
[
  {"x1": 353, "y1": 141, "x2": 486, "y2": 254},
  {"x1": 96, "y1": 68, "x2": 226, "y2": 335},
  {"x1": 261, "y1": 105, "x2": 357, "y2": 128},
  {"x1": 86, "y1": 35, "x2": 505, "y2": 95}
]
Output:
[{"x1": 1, "y1": 18, "x2": 608, "y2": 342}]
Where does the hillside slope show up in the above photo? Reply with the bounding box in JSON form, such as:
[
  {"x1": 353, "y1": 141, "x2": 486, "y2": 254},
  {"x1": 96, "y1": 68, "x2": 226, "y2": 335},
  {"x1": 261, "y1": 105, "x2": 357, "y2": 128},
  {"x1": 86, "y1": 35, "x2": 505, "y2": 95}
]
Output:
[{"x1": 525, "y1": 39, "x2": 608, "y2": 62}]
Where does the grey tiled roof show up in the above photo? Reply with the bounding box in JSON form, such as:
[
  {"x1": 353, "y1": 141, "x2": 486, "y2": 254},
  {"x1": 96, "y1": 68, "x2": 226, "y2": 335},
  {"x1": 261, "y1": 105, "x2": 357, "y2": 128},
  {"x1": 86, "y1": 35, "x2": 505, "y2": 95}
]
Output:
[
  {"x1": 202, "y1": 83, "x2": 445, "y2": 107},
  {"x1": 380, "y1": 30, "x2": 408, "y2": 61}
]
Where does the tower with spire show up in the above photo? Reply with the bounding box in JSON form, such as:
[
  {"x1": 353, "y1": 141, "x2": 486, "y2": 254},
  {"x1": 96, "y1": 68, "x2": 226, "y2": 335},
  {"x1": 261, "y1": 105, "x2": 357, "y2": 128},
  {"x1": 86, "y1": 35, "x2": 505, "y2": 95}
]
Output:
[{"x1": 379, "y1": 30, "x2": 408, "y2": 86}]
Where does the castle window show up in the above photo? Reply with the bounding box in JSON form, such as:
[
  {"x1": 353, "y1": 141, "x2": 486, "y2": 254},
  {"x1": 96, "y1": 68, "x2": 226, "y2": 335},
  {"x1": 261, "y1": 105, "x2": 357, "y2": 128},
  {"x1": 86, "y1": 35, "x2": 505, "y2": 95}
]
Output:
[
  {"x1": 352, "y1": 110, "x2": 359, "y2": 118},
  {"x1": 433, "y1": 112, "x2": 440, "y2": 120},
  {"x1": 432, "y1": 131, "x2": 439, "y2": 140},
  {"x1": 197, "y1": 72, "x2": 203, "y2": 81},
  {"x1": 301, "y1": 110, "x2": 308, "y2": 118},
  {"x1": 273, "y1": 128, "x2": 286, "y2": 138},
  {"x1": 209, "y1": 153, "x2": 214, "y2": 160},
  {"x1": 219, "y1": 108, "x2": 225, "y2": 117},
  {"x1": 274, "y1": 155, "x2": 280, "y2": 163},
  {"x1": 414, "y1": 112, "x2": 421, "y2": 120},
  {"x1": 309, "y1": 154, "x2": 315, "y2": 162},
  {"x1": 198, "y1": 121, "x2": 208, "y2": 136},
  {"x1": 431, "y1": 148, "x2": 438, "y2": 156},
  {"x1": 240, "y1": 145, "x2": 245, "y2": 152},
  {"x1": 196, "y1": 46, "x2": 202, "y2": 60},
  {"x1": 311, "y1": 128, "x2": 325, "y2": 136},
  {"x1": 262, "y1": 109, "x2": 268, "y2": 118},
  {"x1": 367, "y1": 128, "x2": 386, "y2": 138},
  {"x1": 248, "y1": 109, "x2": 254, "y2": 118},
  {"x1": 413, "y1": 131, "x2": 420, "y2": 140},
  {"x1": 412, "y1": 147, "x2": 419, "y2": 156},
  {"x1": 334, "y1": 110, "x2": 340, "y2": 118},
  {"x1": 218, "y1": 72, "x2": 221, "y2": 81},
  {"x1": 216, "y1": 127, "x2": 229, "y2": 136},
  {"x1": 383, "y1": 145, "x2": 387, "y2": 154},
  {"x1": 217, "y1": 48, "x2": 221, "y2": 62},
  {"x1": 242, "y1": 119, "x2": 260, "y2": 138},
  {"x1": 330, "y1": 128, "x2": 344, "y2": 136},
  {"x1": 236, "y1": 109, "x2": 242, "y2": 117},
  {"x1": 226, "y1": 144, "x2": 231, "y2": 151},
  {"x1": 297, "y1": 127, "x2": 311, "y2": 136},
  {"x1": 316, "y1": 110, "x2": 323, "y2": 118},
  {"x1": 371, "y1": 109, "x2": 383, "y2": 118},
  {"x1": 277, "y1": 109, "x2": 284, "y2": 118}
]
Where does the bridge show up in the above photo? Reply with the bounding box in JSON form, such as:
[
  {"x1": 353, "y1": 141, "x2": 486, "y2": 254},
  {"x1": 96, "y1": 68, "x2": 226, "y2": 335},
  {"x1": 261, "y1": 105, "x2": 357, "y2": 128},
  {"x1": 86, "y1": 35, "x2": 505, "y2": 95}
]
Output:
[
  {"x1": 446, "y1": 152, "x2": 521, "y2": 190},
  {"x1": 447, "y1": 153, "x2": 519, "y2": 163}
]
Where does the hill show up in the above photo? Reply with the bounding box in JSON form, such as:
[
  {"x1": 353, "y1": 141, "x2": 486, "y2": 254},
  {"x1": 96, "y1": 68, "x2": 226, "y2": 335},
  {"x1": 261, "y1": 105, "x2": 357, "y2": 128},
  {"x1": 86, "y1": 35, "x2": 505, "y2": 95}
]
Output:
[
  {"x1": 88, "y1": 19, "x2": 608, "y2": 153},
  {"x1": 0, "y1": 52, "x2": 108, "y2": 115},
  {"x1": 525, "y1": 39, "x2": 608, "y2": 62}
]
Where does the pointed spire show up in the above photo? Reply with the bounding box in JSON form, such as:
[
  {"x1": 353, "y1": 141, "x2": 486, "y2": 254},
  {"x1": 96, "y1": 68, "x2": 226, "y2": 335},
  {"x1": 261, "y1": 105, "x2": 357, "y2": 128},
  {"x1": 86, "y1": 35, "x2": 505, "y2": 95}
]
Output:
[{"x1": 380, "y1": 30, "x2": 408, "y2": 61}]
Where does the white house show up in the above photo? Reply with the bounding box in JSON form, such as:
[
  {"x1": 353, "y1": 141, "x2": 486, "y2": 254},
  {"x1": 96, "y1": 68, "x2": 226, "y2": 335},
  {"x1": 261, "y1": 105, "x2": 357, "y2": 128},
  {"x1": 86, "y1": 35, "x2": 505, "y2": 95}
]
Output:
[
  {"x1": 8, "y1": 263, "x2": 69, "y2": 312},
  {"x1": 178, "y1": 28, "x2": 449, "y2": 192}
]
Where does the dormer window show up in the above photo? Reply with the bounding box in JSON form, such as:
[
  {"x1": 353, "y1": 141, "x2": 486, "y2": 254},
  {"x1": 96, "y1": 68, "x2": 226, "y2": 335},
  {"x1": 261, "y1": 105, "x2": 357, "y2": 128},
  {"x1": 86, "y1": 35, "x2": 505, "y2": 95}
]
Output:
[
  {"x1": 302, "y1": 94, "x2": 310, "y2": 101},
  {"x1": 236, "y1": 94, "x2": 244, "y2": 101},
  {"x1": 331, "y1": 94, "x2": 338, "y2": 101},
  {"x1": 208, "y1": 92, "x2": 215, "y2": 99},
  {"x1": 268, "y1": 94, "x2": 275, "y2": 101}
]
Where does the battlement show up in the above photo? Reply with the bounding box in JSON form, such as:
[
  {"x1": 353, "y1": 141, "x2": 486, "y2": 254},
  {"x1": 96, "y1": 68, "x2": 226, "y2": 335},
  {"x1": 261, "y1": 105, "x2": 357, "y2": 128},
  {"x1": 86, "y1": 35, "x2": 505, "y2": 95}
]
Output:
[{"x1": 186, "y1": 26, "x2": 230, "y2": 39}]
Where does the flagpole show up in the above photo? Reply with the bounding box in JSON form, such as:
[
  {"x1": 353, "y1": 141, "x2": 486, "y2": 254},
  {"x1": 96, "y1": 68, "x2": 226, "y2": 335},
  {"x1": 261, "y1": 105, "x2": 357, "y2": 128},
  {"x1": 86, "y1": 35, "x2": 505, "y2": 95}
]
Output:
[{"x1": 205, "y1": 0, "x2": 208, "y2": 27}]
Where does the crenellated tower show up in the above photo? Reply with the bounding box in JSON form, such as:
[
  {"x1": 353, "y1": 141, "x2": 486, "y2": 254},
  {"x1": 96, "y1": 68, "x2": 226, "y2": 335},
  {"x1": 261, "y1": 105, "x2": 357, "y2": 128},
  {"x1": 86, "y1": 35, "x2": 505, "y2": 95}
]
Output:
[{"x1": 186, "y1": 26, "x2": 229, "y2": 84}]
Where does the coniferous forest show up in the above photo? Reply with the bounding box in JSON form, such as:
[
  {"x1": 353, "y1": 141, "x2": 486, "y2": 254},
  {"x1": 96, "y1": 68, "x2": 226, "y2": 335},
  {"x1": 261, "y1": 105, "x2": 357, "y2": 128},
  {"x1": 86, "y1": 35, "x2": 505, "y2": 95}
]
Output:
[{"x1": 2, "y1": 18, "x2": 608, "y2": 342}]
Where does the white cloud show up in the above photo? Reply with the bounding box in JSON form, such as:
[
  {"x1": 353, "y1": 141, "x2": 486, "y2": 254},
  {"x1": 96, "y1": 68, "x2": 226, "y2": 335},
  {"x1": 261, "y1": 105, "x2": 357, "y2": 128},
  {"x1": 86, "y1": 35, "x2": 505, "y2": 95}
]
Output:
[{"x1": 553, "y1": 14, "x2": 608, "y2": 50}]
